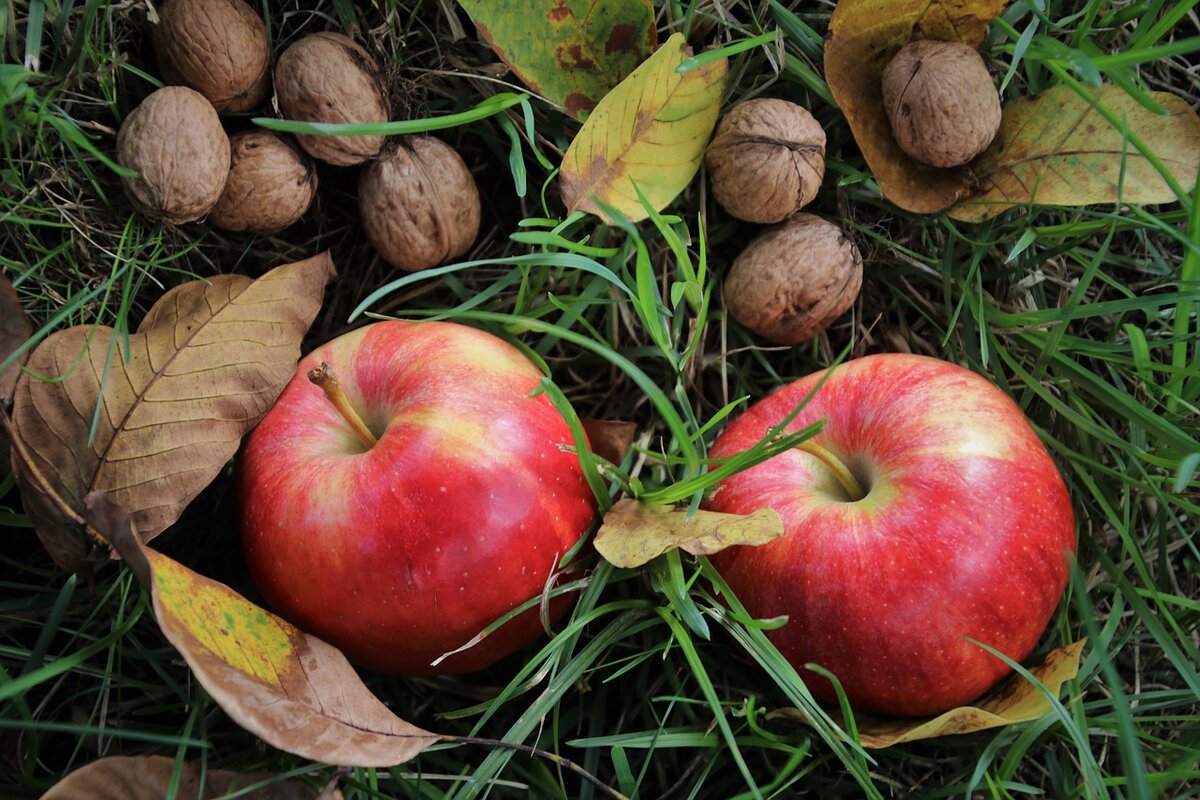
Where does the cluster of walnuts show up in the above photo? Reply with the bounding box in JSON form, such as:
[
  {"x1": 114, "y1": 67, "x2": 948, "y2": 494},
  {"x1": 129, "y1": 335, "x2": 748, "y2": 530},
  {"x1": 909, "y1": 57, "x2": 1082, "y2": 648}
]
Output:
[
  {"x1": 705, "y1": 39, "x2": 1001, "y2": 346},
  {"x1": 704, "y1": 98, "x2": 862, "y2": 346},
  {"x1": 116, "y1": 0, "x2": 480, "y2": 272}
]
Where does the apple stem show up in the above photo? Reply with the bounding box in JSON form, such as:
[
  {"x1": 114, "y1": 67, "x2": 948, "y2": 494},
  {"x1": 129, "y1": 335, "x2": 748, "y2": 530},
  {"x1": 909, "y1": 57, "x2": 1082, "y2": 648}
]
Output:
[
  {"x1": 307, "y1": 362, "x2": 378, "y2": 449},
  {"x1": 797, "y1": 440, "x2": 866, "y2": 501}
]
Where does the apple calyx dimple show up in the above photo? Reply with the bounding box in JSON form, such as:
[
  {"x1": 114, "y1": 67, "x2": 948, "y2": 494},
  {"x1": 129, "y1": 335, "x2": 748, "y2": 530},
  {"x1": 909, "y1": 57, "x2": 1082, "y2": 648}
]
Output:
[
  {"x1": 307, "y1": 362, "x2": 378, "y2": 449},
  {"x1": 796, "y1": 440, "x2": 866, "y2": 502}
]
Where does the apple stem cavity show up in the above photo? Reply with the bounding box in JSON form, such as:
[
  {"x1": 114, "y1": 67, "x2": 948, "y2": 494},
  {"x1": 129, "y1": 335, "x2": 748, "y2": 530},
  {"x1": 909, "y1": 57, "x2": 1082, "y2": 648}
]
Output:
[
  {"x1": 797, "y1": 440, "x2": 866, "y2": 501},
  {"x1": 307, "y1": 362, "x2": 378, "y2": 449}
]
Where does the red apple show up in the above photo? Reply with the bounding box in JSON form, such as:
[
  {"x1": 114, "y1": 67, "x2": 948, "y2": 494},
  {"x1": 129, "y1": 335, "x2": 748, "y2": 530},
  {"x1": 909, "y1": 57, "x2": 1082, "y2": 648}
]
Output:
[
  {"x1": 704, "y1": 354, "x2": 1076, "y2": 717},
  {"x1": 237, "y1": 320, "x2": 597, "y2": 675}
]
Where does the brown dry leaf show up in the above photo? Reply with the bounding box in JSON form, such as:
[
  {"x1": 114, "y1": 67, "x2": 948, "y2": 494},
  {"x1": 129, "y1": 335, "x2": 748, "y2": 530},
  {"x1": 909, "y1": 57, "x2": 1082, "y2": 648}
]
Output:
[
  {"x1": 824, "y1": 0, "x2": 1007, "y2": 213},
  {"x1": 86, "y1": 493, "x2": 440, "y2": 767},
  {"x1": 41, "y1": 755, "x2": 337, "y2": 799},
  {"x1": 0, "y1": 271, "x2": 31, "y2": 402},
  {"x1": 594, "y1": 497, "x2": 783, "y2": 568},
  {"x1": 950, "y1": 85, "x2": 1200, "y2": 221},
  {"x1": 9, "y1": 253, "x2": 334, "y2": 573},
  {"x1": 582, "y1": 418, "x2": 638, "y2": 465},
  {"x1": 769, "y1": 639, "x2": 1086, "y2": 748},
  {"x1": 1, "y1": 271, "x2": 33, "y2": 477}
]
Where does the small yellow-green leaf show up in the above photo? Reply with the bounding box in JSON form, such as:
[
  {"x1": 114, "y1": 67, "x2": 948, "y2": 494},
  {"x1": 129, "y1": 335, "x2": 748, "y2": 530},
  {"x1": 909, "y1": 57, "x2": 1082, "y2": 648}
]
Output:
[
  {"x1": 41, "y1": 755, "x2": 337, "y2": 800},
  {"x1": 458, "y1": 0, "x2": 656, "y2": 119},
  {"x1": 950, "y1": 85, "x2": 1200, "y2": 221},
  {"x1": 823, "y1": 0, "x2": 1007, "y2": 213},
  {"x1": 88, "y1": 493, "x2": 439, "y2": 767},
  {"x1": 769, "y1": 639, "x2": 1086, "y2": 748},
  {"x1": 594, "y1": 497, "x2": 784, "y2": 568},
  {"x1": 560, "y1": 32, "x2": 727, "y2": 224}
]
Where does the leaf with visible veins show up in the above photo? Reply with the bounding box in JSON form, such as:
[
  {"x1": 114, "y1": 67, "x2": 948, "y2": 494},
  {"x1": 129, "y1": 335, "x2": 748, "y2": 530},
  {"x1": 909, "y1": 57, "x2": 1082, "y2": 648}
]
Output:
[
  {"x1": 823, "y1": 0, "x2": 1007, "y2": 213},
  {"x1": 88, "y1": 494, "x2": 440, "y2": 767},
  {"x1": 41, "y1": 755, "x2": 342, "y2": 799},
  {"x1": 950, "y1": 85, "x2": 1200, "y2": 221},
  {"x1": 9, "y1": 253, "x2": 335, "y2": 572},
  {"x1": 595, "y1": 498, "x2": 784, "y2": 568},
  {"x1": 560, "y1": 32, "x2": 726, "y2": 223},
  {"x1": 459, "y1": 0, "x2": 655, "y2": 119},
  {"x1": 769, "y1": 640, "x2": 1087, "y2": 747}
]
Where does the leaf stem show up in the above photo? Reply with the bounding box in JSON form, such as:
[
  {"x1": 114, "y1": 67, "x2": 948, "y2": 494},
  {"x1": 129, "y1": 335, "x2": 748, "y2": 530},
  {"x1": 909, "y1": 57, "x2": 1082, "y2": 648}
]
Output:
[
  {"x1": 307, "y1": 363, "x2": 377, "y2": 449},
  {"x1": 796, "y1": 441, "x2": 865, "y2": 501},
  {"x1": 440, "y1": 735, "x2": 629, "y2": 799}
]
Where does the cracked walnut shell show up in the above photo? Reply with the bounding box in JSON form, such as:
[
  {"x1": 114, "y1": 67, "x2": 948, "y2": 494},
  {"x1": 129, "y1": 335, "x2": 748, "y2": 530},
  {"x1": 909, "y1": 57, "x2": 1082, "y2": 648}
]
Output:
[
  {"x1": 359, "y1": 137, "x2": 481, "y2": 273},
  {"x1": 151, "y1": 0, "x2": 271, "y2": 113},
  {"x1": 724, "y1": 214, "x2": 862, "y2": 345},
  {"x1": 117, "y1": 86, "x2": 230, "y2": 224},
  {"x1": 882, "y1": 40, "x2": 1002, "y2": 168},
  {"x1": 210, "y1": 131, "x2": 316, "y2": 235},
  {"x1": 705, "y1": 98, "x2": 826, "y2": 223},
  {"x1": 274, "y1": 32, "x2": 389, "y2": 166}
]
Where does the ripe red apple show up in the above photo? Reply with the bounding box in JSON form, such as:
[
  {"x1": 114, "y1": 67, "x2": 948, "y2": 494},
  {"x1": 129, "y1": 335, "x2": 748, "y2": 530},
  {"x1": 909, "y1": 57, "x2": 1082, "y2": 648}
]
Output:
[
  {"x1": 237, "y1": 320, "x2": 597, "y2": 675},
  {"x1": 704, "y1": 354, "x2": 1076, "y2": 717}
]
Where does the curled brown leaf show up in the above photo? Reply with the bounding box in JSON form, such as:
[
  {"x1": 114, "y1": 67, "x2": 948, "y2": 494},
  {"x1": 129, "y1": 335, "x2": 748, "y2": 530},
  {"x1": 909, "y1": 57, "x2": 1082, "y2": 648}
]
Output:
[
  {"x1": 40, "y1": 755, "x2": 336, "y2": 800},
  {"x1": 9, "y1": 253, "x2": 335, "y2": 572},
  {"x1": 87, "y1": 493, "x2": 440, "y2": 767},
  {"x1": 594, "y1": 498, "x2": 784, "y2": 568},
  {"x1": 769, "y1": 639, "x2": 1086, "y2": 748},
  {"x1": 824, "y1": 0, "x2": 1007, "y2": 213}
]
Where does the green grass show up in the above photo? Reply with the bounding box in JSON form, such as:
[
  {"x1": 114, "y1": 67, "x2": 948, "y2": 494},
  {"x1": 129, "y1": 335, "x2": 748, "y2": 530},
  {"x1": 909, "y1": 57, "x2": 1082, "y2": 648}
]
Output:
[{"x1": 2, "y1": 0, "x2": 1199, "y2": 798}]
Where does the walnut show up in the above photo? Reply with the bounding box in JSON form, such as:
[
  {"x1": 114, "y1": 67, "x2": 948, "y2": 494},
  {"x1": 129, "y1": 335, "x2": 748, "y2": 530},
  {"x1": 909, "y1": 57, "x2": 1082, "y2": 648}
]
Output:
[
  {"x1": 705, "y1": 98, "x2": 826, "y2": 223},
  {"x1": 209, "y1": 131, "x2": 317, "y2": 235},
  {"x1": 882, "y1": 40, "x2": 1001, "y2": 168},
  {"x1": 151, "y1": 0, "x2": 271, "y2": 113},
  {"x1": 274, "y1": 32, "x2": 389, "y2": 166},
  {"x1": 117, "y1": 86, "x2": 230, "y2": 224},
  {"x1": 358, "y1": 136, "x2": 481, "y2": 272},
  {"x1": 724, "y1": 214, "x2": 862, "y2": 345}
]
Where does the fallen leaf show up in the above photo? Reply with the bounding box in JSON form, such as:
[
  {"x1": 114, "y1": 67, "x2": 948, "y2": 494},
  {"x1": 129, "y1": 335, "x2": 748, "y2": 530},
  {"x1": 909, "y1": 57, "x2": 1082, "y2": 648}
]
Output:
[
  {"x1": 594, "y1": 497, "x2": 783, "y2": 568},
  {"x1": 41, "y1": 755, "x2": 337, "y2": 799},
  {"x1": 459, "y1": 0, "x2": 656, "y2": 119},
  {"x1": 560, "y1": 32, "x2": 727, "y2": 223},
  {"x1": 950, "y1": 85, "x2": 1200, "y2": 221},
  {"x1": 0, "y1": 271, "x2": 31, "y2": 402},
  {"x1": 582, "y1": 418, "x2": 638, "y2": 465},
  {"x1": 86, "y1": 493, "x2": 440, "y2": 767},
  {"x1": 1, "y1": 271, "x2": 32, "y2": 477},
  {"x1": 768, "y1": 639, "x2": 1086, "y2": 748},
  {"x1": 824, "y1": 0, "x2": 1007, "y2": 213},
  {"x1": 9, "y1": 253, "x2": 335, "y2": 573}
]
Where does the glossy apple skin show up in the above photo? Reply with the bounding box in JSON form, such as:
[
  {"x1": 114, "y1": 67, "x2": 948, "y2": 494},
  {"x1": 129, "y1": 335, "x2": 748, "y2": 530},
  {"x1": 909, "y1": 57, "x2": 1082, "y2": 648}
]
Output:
[
  {"x1": 238, "y1": 320, "x2": 597, "y2": 676},
  {"x1": 704, "y1": 354, "x2": 1076, "y2": 717}
]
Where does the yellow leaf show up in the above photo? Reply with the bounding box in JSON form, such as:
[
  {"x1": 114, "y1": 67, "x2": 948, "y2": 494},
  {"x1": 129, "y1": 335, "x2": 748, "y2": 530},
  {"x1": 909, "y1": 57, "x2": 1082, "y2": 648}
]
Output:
[
  {"x1": 560, "y1": 32, "x2": 726, "y2": 223},
  {"x1": 594, "y1": 497, "x2": 783, "y2": 568},
  {"x1": 823, "y1": 0, "x2": 1006, "y2": 213},
  {"x1": 87, "y1": 493, "x2": 439, "y2": 768},
  {"x1": 769, "y1": 640, "x2": 1087, "y2": 748},
  {"x1": 950, "y1": 85, "x2": 1200, "y2": 221}
]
